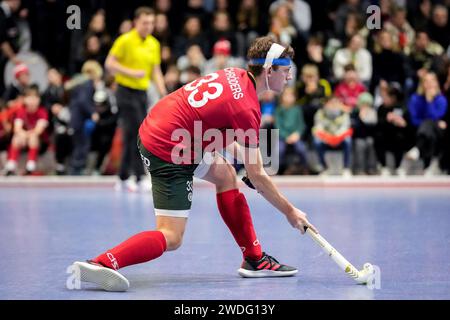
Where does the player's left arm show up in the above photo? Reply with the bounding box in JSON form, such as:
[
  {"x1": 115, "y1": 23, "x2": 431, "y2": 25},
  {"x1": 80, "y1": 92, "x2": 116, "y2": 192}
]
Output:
[{"x1": 241, "y1": 145, "x2": 318, "y2": 234}]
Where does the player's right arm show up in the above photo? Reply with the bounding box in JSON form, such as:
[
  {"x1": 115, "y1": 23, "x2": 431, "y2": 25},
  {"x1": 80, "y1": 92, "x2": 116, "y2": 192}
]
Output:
[{"x1": 242, "y1": 145, "x2": 318, "y2": 234}]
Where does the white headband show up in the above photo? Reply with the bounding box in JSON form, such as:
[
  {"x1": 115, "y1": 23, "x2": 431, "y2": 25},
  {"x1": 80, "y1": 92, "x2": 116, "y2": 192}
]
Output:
[{"x1": 263, "y1": 43, "x2": 286, "y2": 69}]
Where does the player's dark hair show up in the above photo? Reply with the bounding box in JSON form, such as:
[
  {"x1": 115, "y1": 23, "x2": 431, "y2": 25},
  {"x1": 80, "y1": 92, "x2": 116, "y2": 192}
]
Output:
[{"x1": 247, "y1": 36, "x2": 294, "y2": 77}]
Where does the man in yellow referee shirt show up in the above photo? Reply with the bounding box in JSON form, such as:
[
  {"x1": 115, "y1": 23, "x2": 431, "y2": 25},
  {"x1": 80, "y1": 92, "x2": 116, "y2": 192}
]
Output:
[{"x1": 105, "y1": 7, "x2": 167, "y2": 191}]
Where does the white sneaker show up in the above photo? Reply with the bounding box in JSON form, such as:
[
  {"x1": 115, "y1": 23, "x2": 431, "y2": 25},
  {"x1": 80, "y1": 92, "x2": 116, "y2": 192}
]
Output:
[
  {"x1": 319, "y1": 169, "x2": 331, "y2": 176},
  {"x1": 395, "y1": 167, "x2": 407, "y2": 177},
  {"x1": 380, "y1": 167, "x2": 391, "y2": 176},
  {"x1": 72, "y1": 261, "x2": 129, "y2": 292},
  {"x1": 406, "y1": 147, "x2": 420, "y2": 161},
  {"x1": 114, "y1": 179, "x2": 138, "y2": 192},
  {"x1": 342, "y1": 168, "x2": 352, "y2": 178},
  {"x1": 26, "y1": 160, "x2": 36, "y2": 172},
  {"x1": 5, "y1": 160, "x2": 17, "y2": 173}
]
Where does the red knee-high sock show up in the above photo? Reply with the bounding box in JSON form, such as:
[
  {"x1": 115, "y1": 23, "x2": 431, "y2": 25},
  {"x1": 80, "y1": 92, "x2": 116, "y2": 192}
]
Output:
[
  {"x1": 216, "y1": 189, "x2": 262, "y2": 260},
  {"x1": 27, "y1": 147, "x2": 38, "y2": 162},
  {"x1": 92, "y1": 231, "x2": 167, "y2": 270},
  {"x1": 8, "y1": 145, "x2": 20, "y2": 161}
]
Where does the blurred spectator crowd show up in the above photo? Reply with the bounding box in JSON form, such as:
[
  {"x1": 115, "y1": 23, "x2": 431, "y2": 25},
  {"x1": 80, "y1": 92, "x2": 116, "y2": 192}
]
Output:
[{"x1": 1, "y1": 0, "x2": 450, "y2": 176}]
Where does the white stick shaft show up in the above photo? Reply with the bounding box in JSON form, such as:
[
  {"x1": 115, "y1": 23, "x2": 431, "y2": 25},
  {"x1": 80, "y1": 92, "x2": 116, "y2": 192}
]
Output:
[{"x1": 306, "y1": 228, "x2": 361, "y2": 280}]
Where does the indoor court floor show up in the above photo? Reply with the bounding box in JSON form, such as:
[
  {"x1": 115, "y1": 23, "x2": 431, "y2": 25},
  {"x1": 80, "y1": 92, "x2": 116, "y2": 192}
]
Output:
[{"x1": 1, "y1": 178, "x2": 449, "y2": 300}]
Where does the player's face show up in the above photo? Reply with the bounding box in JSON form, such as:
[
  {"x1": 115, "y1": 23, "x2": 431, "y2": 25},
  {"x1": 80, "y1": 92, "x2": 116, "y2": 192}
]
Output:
[{"x1": 268, "y1": 65, "x2": 292, "y2": 93}]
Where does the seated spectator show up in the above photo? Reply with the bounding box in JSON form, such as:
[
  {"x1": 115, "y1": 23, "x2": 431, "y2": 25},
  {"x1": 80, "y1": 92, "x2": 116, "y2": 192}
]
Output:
[
  {"x1": 408, "y1": 31, "x2": 444, "y2": 93},
  {"x1": 203, "y1": 39, "x2": 245, "y2": 75},
  {"x1": 42, "y1": 68, "x2": 65, "y2": 112},
  {"x1": 5, "y1": 85, "x2": 49, "y2": 175},
  {"x1": 118, "y1": 19, "x2": 133, "y2": 36},
  {"x1": 334, "y1": 64, "x2": 367, "y2": 111},
  {"x1": 164, "y1": 64, "x2": 182, "y2": 94},
  {"x1": 375, "y1": 82, "x2": 410, "y2": 176},
  {"x1": 275, "y1": 87, "x2": 308, "y2": 174},
  {"x1": 182, "y1": 65, "x2": 202, "y2": 85},
  {"x1": 384, "y1": 6, "x2": 416, "y2": 55},
  {"x1": 332, "y1": 33, "x2": 372, "y2": 86},
  {"x1": 51, "y1": 102, "x2": 72, "y2": 175},
  {"x1": 177, "y1": 44, "x2": 206, "y2": 83},
  {"x1": 173, "y1": 15, "x2": 208, "y2": 58},
  {"x1": 303, "y1": 35, "x2": 332, "y2": 81},
  {"x1": 0, "y1": 106, "x2": 12, "y2": 155},
  {"x1": 87, "y1": 9, "x2": 111, "y2": 52},
  {"x1": 337, "y1": 11, "x2": 368, "y2": 45},
  {"x1": 90, "y1": 86, "x2": 118, "y2": 175},
  {"x1": 427, "y1": 4, "x2": 450, "y2": 50},
  {"x1": 351, "y1": 92, "x2": 377, "y2": 175},
  {"x1": 205, "y1": 10, "x2": 240, "y2": 57},
  {"x1": 2, "y1": 64, "x2": 31, "y2": 105},
  {"x1": 296, "y1": 64, "x2": 331, "y2": 141},
  {"x1": 267, "y1": 7, "x2": 297, "y2": 47},
  {"x1": 68, "y1": 60, "x2": 103, "y2": 175},
  {"x1": 154, "y1": 13, "x2": 172, "y2": 47},
  {"x1": 42, "y1": 68, "x2": 65, "y2": 137},
  {"x1": 260, "y1": 90, "x2": 276, "y2": 129},
  {"x1": 82, "y1": 34, "x2": 107, "y2": 67},
  {"x1": 333, "y1": 0, "x2": 365, "y2": 41},
  {"x1": 410, "y1": 0, "x2": 432, "y2": 31},
  {"x1": 236, "y1": 0, "x2": 260, "y2": 51},
  {"x1": 312, "y1": 97, "x2": 353, "y2": 176},
  {"x1": 269, "y1": 0, "x2": 312, "y2": 36},
  {"x1": 406, "y1": 71, "x2": 448, "y2": 174}
]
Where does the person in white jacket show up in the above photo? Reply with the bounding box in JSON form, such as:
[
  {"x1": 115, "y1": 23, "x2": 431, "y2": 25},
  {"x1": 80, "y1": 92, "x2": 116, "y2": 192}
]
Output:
[{"x1": 332, "y1": 33, "x2": 372, "y2": 86}]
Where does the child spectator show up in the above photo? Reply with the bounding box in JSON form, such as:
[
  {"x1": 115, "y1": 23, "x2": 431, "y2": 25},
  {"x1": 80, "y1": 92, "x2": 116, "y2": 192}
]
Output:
[
  {"x1": 2, "y1": 64, "x2": 30, "y2": 105},
  {"x1": 351, "y1": 92, "x2": 377, "y2": 175},
  {"x1": 5, "y1": 85, "x2": 49, "y2": 175},
  {"x1": 275, "y1": 87, "x2": 308, "y2": 174},
  {"x1": 334, "y1": 64, "x2": 367, "y2": 111},
  {"x1": 375, "y1": 82, "x2": 410, "y2": 176},
  {"x1": 312, "y1": 97, "x2": 353, "y2": 177},
  {"x1": 296, "y1": 64, "x2": 331, "y2": 142},
  {"x1": 406, "y1": 71, "x2": 448, "y2": 173},
  {"x1": 203, "y1": 39, "x2": 244, "y2": 75}
]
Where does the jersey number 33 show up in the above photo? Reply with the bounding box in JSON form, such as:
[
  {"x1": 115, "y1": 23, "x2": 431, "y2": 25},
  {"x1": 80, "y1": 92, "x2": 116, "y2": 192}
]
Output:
[{"x1": 184, "y1": 72, "x2": 224, "y2": 108}]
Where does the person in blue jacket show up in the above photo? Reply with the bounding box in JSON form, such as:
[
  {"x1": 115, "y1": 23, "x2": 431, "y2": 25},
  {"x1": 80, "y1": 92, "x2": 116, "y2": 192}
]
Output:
[{"x1": 406, "y1": 71, "x2": 448, "y2": 171}]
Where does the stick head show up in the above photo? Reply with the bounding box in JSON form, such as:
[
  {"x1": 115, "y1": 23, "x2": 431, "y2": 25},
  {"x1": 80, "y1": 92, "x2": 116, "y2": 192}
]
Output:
[{"x1": 356, "y1": 263, "x2": 374, "y2": 284}]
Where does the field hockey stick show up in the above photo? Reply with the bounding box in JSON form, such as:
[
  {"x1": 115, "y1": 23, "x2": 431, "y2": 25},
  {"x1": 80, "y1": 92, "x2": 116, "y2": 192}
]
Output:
[{"x1": 304, "y1": 226, "x2": 374, "y2": 284}]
